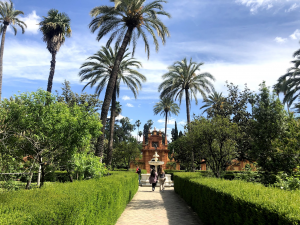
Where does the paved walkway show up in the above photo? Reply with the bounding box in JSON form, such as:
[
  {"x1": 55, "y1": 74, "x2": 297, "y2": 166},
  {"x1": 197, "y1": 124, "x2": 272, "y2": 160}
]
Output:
[{"x1": 116, "y1": 186, "x2": 204, "y2": 225}]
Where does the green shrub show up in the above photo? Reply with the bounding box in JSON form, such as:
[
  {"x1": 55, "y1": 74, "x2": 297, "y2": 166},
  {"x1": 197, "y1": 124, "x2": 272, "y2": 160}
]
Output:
[
  {"x1": 0, "y1": 172, "x2": 138, "y2": 225},
  {"x1": 174, "y1": 173, "x2": 300, "y2": 225}
]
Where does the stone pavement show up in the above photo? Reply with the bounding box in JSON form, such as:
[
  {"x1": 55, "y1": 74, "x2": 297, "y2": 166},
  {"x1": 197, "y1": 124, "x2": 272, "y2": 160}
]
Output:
[{"x1": 116, "y1": 186, "x2": 204, "y2": 225}]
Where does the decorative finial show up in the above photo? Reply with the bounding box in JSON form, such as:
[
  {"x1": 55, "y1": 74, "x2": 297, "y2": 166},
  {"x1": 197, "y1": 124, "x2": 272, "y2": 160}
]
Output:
[{"x1": 154, "y1": 127, "x2": 156, "y2": 131}]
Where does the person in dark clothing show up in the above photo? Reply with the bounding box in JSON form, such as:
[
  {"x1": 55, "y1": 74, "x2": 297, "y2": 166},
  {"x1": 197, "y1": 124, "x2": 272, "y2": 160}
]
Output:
[
  {"x1": 149, "y1": 169, "x2": 158, "y2": 191},
  {"x1": 136, "y1": 166, "x2": 141, "y2": 184}
]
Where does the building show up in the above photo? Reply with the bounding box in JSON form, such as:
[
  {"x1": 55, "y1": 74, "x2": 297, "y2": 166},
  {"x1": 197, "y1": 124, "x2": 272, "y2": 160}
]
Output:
[{"x1": 130, "y1": 128, "x2": 180, "y2": 173}]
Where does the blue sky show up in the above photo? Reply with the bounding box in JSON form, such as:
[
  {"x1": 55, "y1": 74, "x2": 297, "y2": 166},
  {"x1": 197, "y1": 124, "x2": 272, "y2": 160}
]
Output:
[{"x1": 2, "y1": 0, "x2": 300, "y2": 140}]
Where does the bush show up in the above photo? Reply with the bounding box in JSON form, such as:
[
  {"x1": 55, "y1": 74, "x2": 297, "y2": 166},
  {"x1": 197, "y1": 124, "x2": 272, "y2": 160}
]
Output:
[
  {"x1": 174, "y1": 173, "x2": 300, "y2": 225},
  {"x1": 0, "y1": 171, "x2": 138, "y2": 224},
  {"x1": 20, "y1": 171, "x2": 70, "y2": 183}
]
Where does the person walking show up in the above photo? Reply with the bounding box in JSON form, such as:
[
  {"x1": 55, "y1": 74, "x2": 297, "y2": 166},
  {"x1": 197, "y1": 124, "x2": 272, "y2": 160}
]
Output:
[
  {"x1": 158, "y1": 168, "x2": 166, "y2": 192},
  {"x1": 149, "y1": 169, "x2": 158, "y2": 191},
  {"x1": 136, "y1": 166, "x2": 141, "y2": 184}
]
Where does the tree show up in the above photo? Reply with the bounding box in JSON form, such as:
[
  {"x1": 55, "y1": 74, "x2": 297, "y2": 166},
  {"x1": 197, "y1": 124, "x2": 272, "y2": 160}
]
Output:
[
  {"x1": 159, "y1": 58, "x2": 215, "y2": 171},
  {"x1": 113, "y1": 137, "x2": 141, "y2": 170},
  {"x1": 79, "y1": 45, "x2": 145, "y2": 165},
  {"x1": 143, "y1": 123, "x2": 149, "y2": 143},
  {"x1": 89, "y1": 0, "x2": 170, "y2": 160},
  {"x1": 171, "y1": 121, "x2": 179, "y2": 142},
  {"x1": 179, "y1": 131, "x2": 183, "y2": 138},
  {"x1": 159, "y1": 58, "x2": 215, "y2": 124},
  {"x1": 0, "y1": 89, "x2": 102, "y2": 188},
  {"x1": 250, "y1": 82, "x2": 296, "y2": 182},
  {"x1": 153, "y1": 97, "x2": 180, "y2": 138},
  {"x1": 39, "y1": 9, "x2": 71, "y2": 93},
  {"x1": 138, "y1": 131, "x2": 143, "y2": 140},
  {"x1": 135, "y1": 120, "x2": 141, "y2": 140},
  {"x1": 191, "y1": 116, "x2": 240, "y2": 177},
  {"x1": 0, "y1": 0, "x2": 26, "y2": 100},
  {"x1": 55, "y1": 80, "x2": 102, "y2": 113},
  {"x1": 147, "y1": 119, "x2": 154, "y2": 130},
  {"x1": 200, "y1": 91, "x2": 224, "y2": 115}
]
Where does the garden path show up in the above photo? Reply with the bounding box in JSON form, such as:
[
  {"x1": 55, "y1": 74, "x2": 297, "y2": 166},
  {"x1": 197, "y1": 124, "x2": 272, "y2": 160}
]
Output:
[{"x1": 116, "y1": 186, "x2": 204, "y2": 225}]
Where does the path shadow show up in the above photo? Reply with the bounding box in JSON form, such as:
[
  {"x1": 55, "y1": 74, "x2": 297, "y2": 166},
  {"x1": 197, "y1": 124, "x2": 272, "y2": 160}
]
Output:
[{"x1": 160, "y1": 187, "x2": 204, "y2": 225}]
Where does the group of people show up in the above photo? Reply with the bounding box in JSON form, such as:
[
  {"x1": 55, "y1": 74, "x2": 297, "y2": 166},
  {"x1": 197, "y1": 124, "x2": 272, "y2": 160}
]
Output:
[{"x1": 136, "y1": 166, "x2": 166, "y2": 192}]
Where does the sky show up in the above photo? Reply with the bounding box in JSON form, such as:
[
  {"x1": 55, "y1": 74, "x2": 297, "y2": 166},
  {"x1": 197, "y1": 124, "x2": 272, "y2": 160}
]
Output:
[{"x1": 2, "y1": 0, "x2": 300, "y2": 141}]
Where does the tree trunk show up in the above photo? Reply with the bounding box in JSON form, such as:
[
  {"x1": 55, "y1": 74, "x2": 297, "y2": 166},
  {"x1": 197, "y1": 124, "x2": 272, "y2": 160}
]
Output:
[
  {"x1": 165, "y1": 111, "x2": 168, "y2": 140},
  {"x1": 66, "y1": 169, "x2": 73, "y2": 182},
  {"x1": 47, "y1": 51, "x2": 57, "y2": 93},
  {"x1": 185, "y1": 88, "x2": 191, "y2": 124},
  {"x1": 25, "y1": 172, "x2": 33, "y2": 190},
  {"x1": 185, "y1": 88, "x2": 194, "y2": 172},
  {"x1": 40, "y1": 157, "x2": 45, "y2": 188},
  {"x1": 0, "y1": 24, "x2": 8, "y2": 100},
  {"x1": 95, "y1": 27, "x2": 134, "y2": 160},
  {"x1": 107, "y1": 83, "x2": 117, "y2": 166},
  {"x1": 37, "y1": 156, "x2": 42, "y2": 187}
]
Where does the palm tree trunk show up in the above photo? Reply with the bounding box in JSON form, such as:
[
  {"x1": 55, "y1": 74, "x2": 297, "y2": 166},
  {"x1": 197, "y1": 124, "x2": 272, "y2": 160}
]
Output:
[
  {"x1": 185, "y1": 88, "x2": 191, "y2": 124},
  {"x1": 107, "y1": 83, "x2": 117, "y2": 166},
  {"x1": 47, "y1": 51, "x2": 57, "y2": 93},
  {"x1": 0, "y1": 24, "x2": 8, "y2": 100},
  {"x1": 95, "y1": 27, "x2": 134, "y2": 160},
  {"x1": 165, "y1": 111, "x2": 168, "y2": 140},
  {"x1": 185, "y1": 88, "x2": 194, "y2": 171}
]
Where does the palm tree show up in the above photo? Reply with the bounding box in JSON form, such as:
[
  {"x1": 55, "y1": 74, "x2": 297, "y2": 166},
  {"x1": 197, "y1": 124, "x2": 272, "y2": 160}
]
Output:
[
  {"x1": 159, "y1": 58, "x2": 215, "y2": 124},
  {"x1": 153, "y1": 97, "x2": 180, "y2": 138},
  {"x1": 0, "y1": 0, "x2": 26, "y2": 100},
  {"x1": 159, "y1": 58, "x2": 215, "y2": 172},
  {"x1": 135, "y1": 120, "x2": 141, "y2": 141},
  {"x1": 200, "y1": 91, "x2": 224, "y2": 115},
  {"x1": 89, "y1": 0, "x2": 170, "y2": 158},
  {"x1": 39, "y1": 9, "x2": 71, "y2": 93},
  {"x1": 79, "y1": 45, "x2": 146, "y2": 165}
]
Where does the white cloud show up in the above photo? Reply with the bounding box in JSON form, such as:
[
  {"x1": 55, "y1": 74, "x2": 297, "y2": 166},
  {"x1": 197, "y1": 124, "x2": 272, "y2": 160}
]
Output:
[
  {"x1": 285, "y1": 3, "x2": 299, "y2": 12},
  {"x1": 290, "y1": 29, "x2": 300, "y2": 40},
  {"x1": 126, "y1": 103, "x2": 134, "y2": 107},
  {"x1": 122, "y1": 95, "x2": 131, "y2": 100},
  {"x1": 236, "y1": 0, "x2": 299, "y2": 13},
  {"x1": 157, "y1": 117, "x2": 176, "y2": 125},
  {"x1": 115, "y1": 114, "x2": 125, "y2": 121},
  {"x1": 274, "y1": 37, "x2": 287, "y2": 43},
  {"x1": 20, "y1": 11, "x2": 41, "y2": 35}
]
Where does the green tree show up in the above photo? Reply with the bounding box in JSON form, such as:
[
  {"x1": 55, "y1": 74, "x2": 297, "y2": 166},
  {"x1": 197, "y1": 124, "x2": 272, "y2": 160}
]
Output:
[
  {"x1": 159, "y1": 58, "x2": 215, "y2": 171},
  {"x1": 89, "y1": 0, "x2": 170, "y2": 160},
  {"x1": 191, "y1": 116, "x2": 240, "y2": 177},
  {"x1": 56, "y1": 80, "x2": 102, "y2": 113},
  {"x1": 0, "y1": 89, "x2": 102, "y2": 188},
  {"x1": 135, "y1": 120, "x2": 141, "y2": 140},
  {"x1": 39, "y1": 9, "x2": 71, "y2": 93},
  {"x1": 159, "y1": 58, "x2": 215, "y2": 124},
  {"x1": 171, "y1": 121, "x2": 179, "y2": 142},
  {"x1": 200, "y1": 91, "x2": 224, "y2": 115},
  {"x1": 113, "y1": 137, "x2": 141, "y2": 170},
  {"x1": 79, "y1": 46, "x2": 145, "y2": 165},
  {"x1": 0, "y1": 0, "x2": 26, "y2": 100},
  {"x1": 147, "y1": 119, "x2": 154, "y2": 130},
  {"x1": 153, "y1": 97, "x2": 180, "y2": 138},
  {"x1": 250, "y1": 82, "x2": 296, "y2": 182}
]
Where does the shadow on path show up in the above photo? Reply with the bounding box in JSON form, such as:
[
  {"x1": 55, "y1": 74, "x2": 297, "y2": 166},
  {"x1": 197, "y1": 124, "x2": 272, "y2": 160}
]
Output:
[{"x1": 160, "y1": 188, "x2": 204, "y2": 225}]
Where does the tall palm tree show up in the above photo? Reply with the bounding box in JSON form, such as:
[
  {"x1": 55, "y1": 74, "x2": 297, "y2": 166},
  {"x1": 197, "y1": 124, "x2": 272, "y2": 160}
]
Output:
[
  {"x1": 89, "y1": 0, "x2": 170, "y2": 159},
  {"x1": 159, "y1": 58, "x2": 215, "y2": 172},
  {"x1": 39, "y1": 9, "x2": 71, "y2": 93},
  {"x1": 159, "y1": 58, "x2": 215, "y2": 124},
  {"x1": 0, "y1": 0, "x2": 26, "y2": 100},
  {"x1": 273, "y1": 77, "x2": 291, "y2": 112},
  {"x1": 79, "y1": 45, "x2": 146, "y2": 165},
  {"x1": 200, "y1": 91, "x2": 224, "y2": 115},
  {"x1": 135, "y1": 120, "x2": 141, "y2": 141},
  {"x1": 153, "y1": 97, "x2": 180, "y2": 139}
]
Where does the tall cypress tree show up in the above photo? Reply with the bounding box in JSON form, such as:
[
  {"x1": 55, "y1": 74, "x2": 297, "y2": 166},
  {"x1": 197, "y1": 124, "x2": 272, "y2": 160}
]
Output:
[
  {"x1": 174, "y1": 121, "x2": 178, "y2": 141},
  {"x1": 143, "y1": 123, "x2": 149, "y2": 143}
]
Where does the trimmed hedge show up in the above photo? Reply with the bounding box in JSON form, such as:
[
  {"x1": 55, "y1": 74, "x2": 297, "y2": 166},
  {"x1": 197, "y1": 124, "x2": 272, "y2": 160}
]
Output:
[
  {"x1": 0, "y1": 171, "x2": 138, "y2": 224},
  {"x1": 174, "y1": 173, "x2": 300, "y2": 225}
]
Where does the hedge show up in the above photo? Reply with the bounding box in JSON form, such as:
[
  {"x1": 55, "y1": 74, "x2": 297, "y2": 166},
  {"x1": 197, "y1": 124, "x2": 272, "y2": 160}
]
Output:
[
  {"x1": 0, "y1": 171, "x2": 138, "y2": 224},
  {"x1": 174, "y1": 173, "x2": 300, "y2": 225}
]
